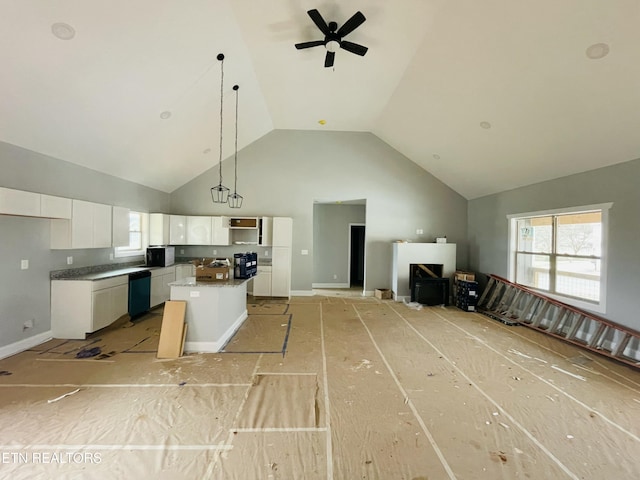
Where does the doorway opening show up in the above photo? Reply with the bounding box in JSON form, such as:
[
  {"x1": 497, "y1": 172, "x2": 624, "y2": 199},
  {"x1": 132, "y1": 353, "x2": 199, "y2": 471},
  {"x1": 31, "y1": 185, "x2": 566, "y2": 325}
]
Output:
[{"x1": 349, "y1": 224, "x2": 365, "y2": 287}]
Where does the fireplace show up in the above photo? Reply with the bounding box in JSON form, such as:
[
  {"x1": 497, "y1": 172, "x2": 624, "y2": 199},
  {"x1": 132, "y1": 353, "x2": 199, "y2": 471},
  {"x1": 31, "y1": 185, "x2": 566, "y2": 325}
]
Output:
[{"x1": 409, "y1": 263, "x2": 449, "y2": 306}]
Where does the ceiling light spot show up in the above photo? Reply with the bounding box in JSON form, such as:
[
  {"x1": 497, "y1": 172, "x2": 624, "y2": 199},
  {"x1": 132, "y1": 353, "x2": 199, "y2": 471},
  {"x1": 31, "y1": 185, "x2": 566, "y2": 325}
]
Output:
[
  {"x1": 586, "y1": 43, "x2": 610, "y2": 60},
  {"x1": 433, "y1": 154, "x2": 441, "y2": 160},
  {"x1": 203, "y1": 148, "x2": 211, "y2": 154},
  {"x1": 51, "y1": 23, "x2": 76, "y2": 40},
  {"x1": 480, "y1": 121, "x2": 491, "y2": 129},
  {"x1": 318, "y1": 119, "x2": 326, "y2": 125},
  {"x1": 160, "y1": 111, "x2": 172, "y2": 120}
]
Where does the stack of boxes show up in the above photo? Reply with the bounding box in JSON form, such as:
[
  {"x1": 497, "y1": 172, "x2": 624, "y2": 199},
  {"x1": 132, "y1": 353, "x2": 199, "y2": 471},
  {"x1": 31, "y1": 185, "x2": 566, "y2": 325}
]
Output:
[
  {"x1": 234, "y1": 252, "x2": 257, "y2": 279},
  {"x1": 454, "y1": 271, "x2": 478, "y2": 312}
]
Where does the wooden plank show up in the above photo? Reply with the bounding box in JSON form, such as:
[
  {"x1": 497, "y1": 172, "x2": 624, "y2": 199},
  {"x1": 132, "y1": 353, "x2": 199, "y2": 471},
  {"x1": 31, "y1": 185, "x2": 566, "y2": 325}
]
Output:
[
  {"x1": 157, "y1": 301, "x2": 187, "y2": 359},
  {"x1": 417, "y1": 264, "x2": 438, "y2": 278}
]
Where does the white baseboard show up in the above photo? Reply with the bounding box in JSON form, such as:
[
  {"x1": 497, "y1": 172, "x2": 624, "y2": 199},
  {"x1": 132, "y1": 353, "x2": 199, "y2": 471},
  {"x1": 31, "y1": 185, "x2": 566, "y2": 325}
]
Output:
[
  {"x1": 0, "y1": 330, "x2": 53, "y2": 360},
  {"x1": 291, "y1": 290, "x2": 314, "y2": 296},
  {"x1": 184, "y1": 310, "x2": 247, "y2": 354},
  {"x1": 312, "y1": 283, "x2": 350, "y2": 289}
]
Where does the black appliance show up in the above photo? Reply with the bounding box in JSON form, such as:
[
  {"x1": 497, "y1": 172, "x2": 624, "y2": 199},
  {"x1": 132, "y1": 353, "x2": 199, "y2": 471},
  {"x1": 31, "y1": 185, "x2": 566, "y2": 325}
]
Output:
[
  {"x1": 234, "y1": 252, "x2": 257, "y2": 279},
  {"x1": 409, "y1": 263, "x2": 449, "y2": 306},
  {"x1": 128, "y1": 270, "x2": 151, "y2": 319},
  {"x1": 146, "y1": 246, "x2": 175, "y2": 267}
]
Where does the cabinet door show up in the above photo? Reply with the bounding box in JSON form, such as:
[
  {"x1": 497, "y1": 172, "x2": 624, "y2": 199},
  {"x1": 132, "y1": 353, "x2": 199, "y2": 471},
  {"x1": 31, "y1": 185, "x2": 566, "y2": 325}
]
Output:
[
  {"x1": 259, "y1": 217, "x2": 273, "y2": 246},
  {"x1": 111, "y1": 283, "x2": 129, "y2": 319},
  {"x1": 0, "y1": 187, "x2": 41, "y2": 216},
  {"x1": 149, "y1": 213, "x2": 170, "y2": 246},
  {"x1": 112, "y1": 206, "x2": 130, "y2": 247},
  {"x1": 93, "y1": 203, "x2": 113, "y2": 248},
  {"x1": 41, "y1": 194, "x2": 72, "y2": 219},
  {"x1": 71, "y1": 200, "x2": 94, "y2": 248},
  {"x1": 186, "y1": 216, "x2": 212, "y2": 245},
  {"x1": 169, "y1": 215, "x2": 186, "y2": 244},
  {"x1": 162, "y1": 270, "x2": 175, "y2": 302},
  {"x1": 271, "y1": 247, "x2": 291, "y2": 297},
  {"x1": 150, "y1": 275, "x2": 164, "y2": 308},
  {"x1": 252, "y1": 270, "x2": 272, "y2": 296},
  {"x1": 92, "y1": 288, "x2": 112, "y2": 331},
  {"x1": 212, "y1": 216, "x2": 231, "y2": 245},
  {"x1": 272, "y1": 217, "x2": 293, "y2": 247}
]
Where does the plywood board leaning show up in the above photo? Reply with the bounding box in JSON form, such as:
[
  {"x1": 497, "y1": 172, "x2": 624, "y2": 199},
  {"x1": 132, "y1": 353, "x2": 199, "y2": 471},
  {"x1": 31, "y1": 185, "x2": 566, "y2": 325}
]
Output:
[{"x1": 157, "y1": 300, "x2": 187, "y2": 359}]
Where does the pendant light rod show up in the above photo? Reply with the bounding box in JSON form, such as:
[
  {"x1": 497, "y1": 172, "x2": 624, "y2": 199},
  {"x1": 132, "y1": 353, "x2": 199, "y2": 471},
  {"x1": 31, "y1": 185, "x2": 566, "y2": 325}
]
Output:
[
  {"x1": 211, "y1": 52, "x2": 229, "y2": 204},
  {"x1": 228, "y1": 84, "x2": 243, "y2": 208}
]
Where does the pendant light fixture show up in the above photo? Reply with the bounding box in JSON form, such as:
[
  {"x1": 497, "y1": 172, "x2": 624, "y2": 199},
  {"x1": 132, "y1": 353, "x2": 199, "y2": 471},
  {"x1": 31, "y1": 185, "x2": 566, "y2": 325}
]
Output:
[
  {"x1": 228, "y1": 84, "x2": 243, "y2": 209},
  {"x1": 211, "y1": 53, "x2": 230, "y2": 204}
]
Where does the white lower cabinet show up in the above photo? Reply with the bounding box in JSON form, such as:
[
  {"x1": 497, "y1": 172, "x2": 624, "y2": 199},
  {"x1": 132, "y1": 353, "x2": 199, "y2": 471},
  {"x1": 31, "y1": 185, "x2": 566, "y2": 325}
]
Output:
[
  {"x1": 51, "y1": 276, "x2": 129, "y2": 339},
  {"x1": 150, "y1": 266, "x2": 176, "y2": 308},
  {"x1": 252, "y1": 266, "x2": 272, "y2": 296}
]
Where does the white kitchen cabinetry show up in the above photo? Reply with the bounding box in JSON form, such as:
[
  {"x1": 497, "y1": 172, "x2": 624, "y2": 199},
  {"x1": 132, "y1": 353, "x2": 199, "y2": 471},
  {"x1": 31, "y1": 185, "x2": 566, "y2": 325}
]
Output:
[
  {"x1": 169, "y1": 215, "x2": 186, "y2": 244},
  {"x1": 187, "y1": 216, "x2": 212, "y2": 245},
  {"x1": 150, "y1": 266, "x2": 176, "y2": 308},
  {"x1": 0, "y1": 187, "x2": 41, "y2": 217},
  {"x1": 50, "y1": 200, "x2": 113, "y2": 249},
  {"x1": 272, "y1": 217, "x2": 293, "y2": 247},
  {"x1": 212, "y1": 216, "x2": 230, "y2": 245},
  {"x1": 51, "y1": 276, "x2": 129, "y2": 339},
  {"x1": 112, "y1": 206, "x2": 130, "y2": 247},
  {"x1": 252, "y1": 266, "x2": 272, "y2": 296},
  {"x1": 149, "y1": 213, "x2": 170, "y2": 245},
  {"x1": 258, "y1": 217, "x2": 273, "y2": 246},
  {"x1": 271, "y1": 247, "x2": 291, "y2": 297},
  {"x1": 40, "y1": 194, "x2": 72, "y2": 219}
]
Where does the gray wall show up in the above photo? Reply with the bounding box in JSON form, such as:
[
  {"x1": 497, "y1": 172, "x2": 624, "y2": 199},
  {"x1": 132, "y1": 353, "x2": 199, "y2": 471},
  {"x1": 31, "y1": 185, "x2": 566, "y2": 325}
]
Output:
[
  {"x1": 468, "y1": 158, "x2": 640, "y2": 330},
  {"x1": 313, "y1": 203, "x2": 366, "y2": 285},
  {"x1": 0, "y1": 141, "x2": 169, "y2": 349},
  {"x1": 170, "y1": 130, "x2": 469, "y2": 293}
]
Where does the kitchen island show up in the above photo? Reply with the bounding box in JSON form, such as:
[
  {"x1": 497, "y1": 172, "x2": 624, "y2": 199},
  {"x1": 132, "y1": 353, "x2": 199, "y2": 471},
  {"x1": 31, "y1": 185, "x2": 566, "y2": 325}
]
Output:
[{"x1": 168, "y1": 277, "x2": 250, "y2": 353}]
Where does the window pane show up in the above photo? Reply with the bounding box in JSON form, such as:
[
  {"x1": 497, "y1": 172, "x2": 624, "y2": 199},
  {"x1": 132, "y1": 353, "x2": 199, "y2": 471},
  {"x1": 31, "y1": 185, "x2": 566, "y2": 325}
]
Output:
[
  {"x1": 556, "y1": 212, "x2": 601, "y2": 256},
  {"x1": 515, "y1": 253, "x2": 550, "y2": 290},
  {"x1": 129, "y1": 213, "x2": 141, "y2": 231},
  {"x1": 517, "y1": 217, "x2": 552, "y2": 253},
  {"x1": 555, "y1": 256, "x2": 600, "y2": 301},
  {"x1": 129, "y1": 232, "x2": 142, "y2": 250}
]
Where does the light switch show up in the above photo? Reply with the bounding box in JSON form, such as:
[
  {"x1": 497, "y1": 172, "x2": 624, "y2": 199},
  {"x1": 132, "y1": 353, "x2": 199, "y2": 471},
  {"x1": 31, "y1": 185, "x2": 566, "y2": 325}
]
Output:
[
  {"x1": 67, "y1": 256, "x2": 73, "y2": 265},
  {"x1": 20, "y1": 259, "x2": 29, "y2": 270},
  {"x1": 301, "y1": 249, "x2": 309, "y2": 255},
  {"x1": 416, "y1": 229, "x2": 424, "y2": 235},
  {"x1": 190, "y1": 291, "x2": 200, "y2": 298}
]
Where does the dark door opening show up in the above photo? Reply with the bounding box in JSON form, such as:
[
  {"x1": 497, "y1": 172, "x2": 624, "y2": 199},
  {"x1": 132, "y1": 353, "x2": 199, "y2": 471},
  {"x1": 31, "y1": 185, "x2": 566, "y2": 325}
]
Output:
[{"x1": 350, "y1": 225, "x2": 365, "y2": 287}]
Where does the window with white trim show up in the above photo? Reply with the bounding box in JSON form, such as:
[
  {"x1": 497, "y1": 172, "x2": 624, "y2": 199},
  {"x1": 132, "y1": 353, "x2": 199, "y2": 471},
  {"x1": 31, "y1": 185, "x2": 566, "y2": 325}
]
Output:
[
  {"x1": 508, "y1": 203, "x2": 612, "y2": 313},
  {"x1": 114, "y1": 211, "x2": 147, "y2": 257}
]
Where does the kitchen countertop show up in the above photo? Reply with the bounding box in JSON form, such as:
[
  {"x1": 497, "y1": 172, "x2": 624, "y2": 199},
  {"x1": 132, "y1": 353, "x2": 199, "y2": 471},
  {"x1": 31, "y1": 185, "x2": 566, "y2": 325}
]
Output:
[
  {"x1": 50, "y1": 262, "x2": 193, "y2": 281},
  {"x1": 169, "y1": 278, "x2": 250, "y2": 288}
]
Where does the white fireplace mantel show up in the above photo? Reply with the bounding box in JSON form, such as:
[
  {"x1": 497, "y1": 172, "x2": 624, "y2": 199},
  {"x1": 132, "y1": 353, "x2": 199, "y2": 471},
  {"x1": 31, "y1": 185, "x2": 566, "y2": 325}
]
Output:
[{"x1": 391, "y1": 242, "x2": 457, "y2": 301}]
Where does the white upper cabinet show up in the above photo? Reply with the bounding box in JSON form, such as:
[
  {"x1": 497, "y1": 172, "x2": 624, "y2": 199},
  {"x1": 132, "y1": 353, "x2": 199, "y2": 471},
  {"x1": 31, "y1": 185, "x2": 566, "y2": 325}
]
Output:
[
  {"x1": 169, "y1": 215, "x2": 186, "y2": 244},
  {"x1": 259, "y1": 217, "x2": 273, "y2": 246},
  {"x1": 112, "y1": 206, "x2": 130, "y2": 247},
  {"x1": 51, "y1": 200, "x2": 113, "y2": 249},
  {"x1": 40, "y1": 194, "x2": 72, "y2": 219},
  {"x1": 272, "y1": 217, "x2": 293, "y2": 247},
  {"x1": 186, "y1": 216, "x2": 213, "y2": 245},
  {"x1": 149, "y1": 213, "x2": 170, "y2": 245},
  {"x1": 212, "y1": 216, "x2": 230, "y2": 245},
  {"x1": 0, "y1": 187, "x2": 41, "y2": 217}
]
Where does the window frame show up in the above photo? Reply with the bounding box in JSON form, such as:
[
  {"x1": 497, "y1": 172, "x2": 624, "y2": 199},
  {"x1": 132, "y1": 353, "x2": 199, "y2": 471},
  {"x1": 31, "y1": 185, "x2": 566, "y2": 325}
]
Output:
[
  {"x1": 507, "y1": 203, "x2": 612, "y2": 314},
  {"x1": 114, "y1": 211, "x2": 148, "y2": 258}
]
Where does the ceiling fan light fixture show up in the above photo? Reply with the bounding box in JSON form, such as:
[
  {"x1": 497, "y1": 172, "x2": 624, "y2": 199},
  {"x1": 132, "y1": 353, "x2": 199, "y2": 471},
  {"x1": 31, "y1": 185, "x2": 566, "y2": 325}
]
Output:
[{"x1": 325, "y1": 40, "x2": 340, "y2": 53}]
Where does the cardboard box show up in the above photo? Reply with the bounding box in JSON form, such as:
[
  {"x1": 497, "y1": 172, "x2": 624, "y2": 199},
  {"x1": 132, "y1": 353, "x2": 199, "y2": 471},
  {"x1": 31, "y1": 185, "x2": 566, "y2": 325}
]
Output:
[
  {"x1": 195, "y1": 265, "x2": 230, "y2": 282},
  {"x1": 454, "y1": 271, "x2": 475, "y2": 282},
  {"x1": 375, "y1": 288, "x2": 392, "y2": 300}
]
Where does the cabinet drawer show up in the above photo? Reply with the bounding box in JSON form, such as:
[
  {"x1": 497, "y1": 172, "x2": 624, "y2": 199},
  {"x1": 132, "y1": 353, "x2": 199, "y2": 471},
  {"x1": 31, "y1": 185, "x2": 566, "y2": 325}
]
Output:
[{"x1": 92, "y1": 275, "x2": 128, "y2": 291}]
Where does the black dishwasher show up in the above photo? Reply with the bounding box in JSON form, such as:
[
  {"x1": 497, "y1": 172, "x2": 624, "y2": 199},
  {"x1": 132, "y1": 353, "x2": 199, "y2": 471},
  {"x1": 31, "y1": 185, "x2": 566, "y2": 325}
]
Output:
[{"x1": 128, "y1": 270, "x2": 151, "y2": 319}]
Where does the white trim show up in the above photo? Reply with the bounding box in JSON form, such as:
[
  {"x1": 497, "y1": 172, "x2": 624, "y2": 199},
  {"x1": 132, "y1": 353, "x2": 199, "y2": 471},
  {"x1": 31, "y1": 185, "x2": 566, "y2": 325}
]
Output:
[
  {"x1": 291, "y1": 289, "x2": 314, "y2": 296},
  {"x1": 0, "y1": 330, "x2": 52, "y2": 360},
  {"x1": 506, "y1": 203, "x2": 612, "y2": 314},
  {"x1": 312, "y1": 283, "x2": 350, "y2": 289},
  {"x1": 184, "y1": 309, "x2": 247, "y2": 353}
]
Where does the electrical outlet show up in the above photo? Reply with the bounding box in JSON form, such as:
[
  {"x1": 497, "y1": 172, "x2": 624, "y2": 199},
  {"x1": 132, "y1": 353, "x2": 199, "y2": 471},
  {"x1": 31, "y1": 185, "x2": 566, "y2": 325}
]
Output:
[
  {"x1": 333, "y1": 274, "x2": 337, "y2": 280},
  {"x1": 20, "y1": 259, "x2": 29, "y2": 270},
  {"x1": 416, "y1": 229, "x2": 424, "y2": 235},
  {"x1": 109, "y1": 253, "x2": 114, "y2": 260},
  {"x1": 264, "y1": 250, "x2": 270, "y2": 257},
  {"x1": 67, "y1": 256, "x2": 73, "y2": 265},
  {"x1": 180, "y1": 249, "x2": 185, "y2": 254},
  {"x1": 213, "y1": 249, "x2": 217, "y2": 255}
]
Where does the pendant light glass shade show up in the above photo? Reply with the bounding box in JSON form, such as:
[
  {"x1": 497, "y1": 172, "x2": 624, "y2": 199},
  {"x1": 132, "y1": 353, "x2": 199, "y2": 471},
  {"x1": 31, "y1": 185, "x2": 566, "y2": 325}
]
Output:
[
  {"x1": 228, "y1": 84, "x2": 243, "y2": 209},
  {"x1": 211, "y1": 53, "x2": 229, "y2": 204}
]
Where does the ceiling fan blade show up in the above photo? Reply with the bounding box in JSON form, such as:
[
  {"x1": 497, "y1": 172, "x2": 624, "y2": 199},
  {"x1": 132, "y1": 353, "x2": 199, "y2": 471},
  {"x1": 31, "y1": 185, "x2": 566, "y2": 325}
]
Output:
[
  {"x1": 336, "y1": 11, "x2": 366, "y2": 37},
  {"x1": 295, "y1": 40, "x2": 325, "y2": 50},
  {"x1": 307, "y1": 9, "x2": 330, "y2": 35},
  {"x1": 324, "y1": 51, "x2": 335, "y2": 68},
  {"x1": 340, "y1": 40, "x2": 368, "y2": 56}
]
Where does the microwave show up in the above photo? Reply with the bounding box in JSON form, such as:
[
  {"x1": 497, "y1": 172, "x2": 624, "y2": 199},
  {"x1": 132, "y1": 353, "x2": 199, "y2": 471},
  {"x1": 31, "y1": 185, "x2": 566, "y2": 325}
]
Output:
[{"x1": 146, "y1": 246, "x2": 175, "y2": 267}]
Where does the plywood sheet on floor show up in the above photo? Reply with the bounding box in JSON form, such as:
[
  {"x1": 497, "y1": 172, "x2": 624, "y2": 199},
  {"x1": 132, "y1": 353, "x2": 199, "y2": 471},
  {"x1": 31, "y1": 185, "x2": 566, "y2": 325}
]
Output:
[{"x1": 222, "y1": 315, "x2": 290, "y2": 353}]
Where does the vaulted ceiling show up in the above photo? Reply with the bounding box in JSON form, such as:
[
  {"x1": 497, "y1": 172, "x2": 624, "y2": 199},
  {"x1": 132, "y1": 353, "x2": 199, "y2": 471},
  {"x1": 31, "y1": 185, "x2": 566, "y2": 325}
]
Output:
[{"x1": 2, "y1": 0, "x2": 639, "y2": 199}]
